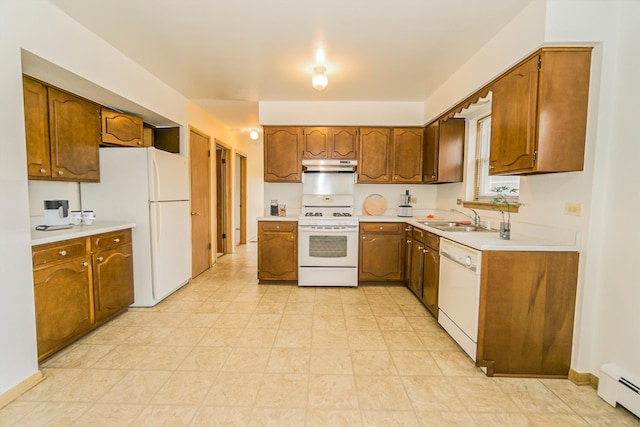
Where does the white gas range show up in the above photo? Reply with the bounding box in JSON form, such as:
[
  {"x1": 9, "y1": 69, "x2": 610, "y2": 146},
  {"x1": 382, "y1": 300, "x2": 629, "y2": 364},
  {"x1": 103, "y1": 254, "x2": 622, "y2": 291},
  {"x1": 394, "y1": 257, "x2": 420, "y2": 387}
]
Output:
[{"x1": 298, "y1": 161, "x2": 359, "y2": 287}]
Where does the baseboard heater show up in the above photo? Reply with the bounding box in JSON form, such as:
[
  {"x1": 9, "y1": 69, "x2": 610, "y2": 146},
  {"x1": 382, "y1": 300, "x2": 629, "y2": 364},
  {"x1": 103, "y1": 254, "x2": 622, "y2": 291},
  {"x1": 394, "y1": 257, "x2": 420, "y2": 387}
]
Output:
[{"x1": 598, "y1": 363, "x2": 640, "y2": 418}]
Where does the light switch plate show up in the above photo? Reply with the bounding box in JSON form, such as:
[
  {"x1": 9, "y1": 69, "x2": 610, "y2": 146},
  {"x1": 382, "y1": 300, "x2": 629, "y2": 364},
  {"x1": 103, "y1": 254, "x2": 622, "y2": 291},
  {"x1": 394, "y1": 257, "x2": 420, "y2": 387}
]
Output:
[{"x1": 564, "y1": 202, "x2": 582, "y2": 216}]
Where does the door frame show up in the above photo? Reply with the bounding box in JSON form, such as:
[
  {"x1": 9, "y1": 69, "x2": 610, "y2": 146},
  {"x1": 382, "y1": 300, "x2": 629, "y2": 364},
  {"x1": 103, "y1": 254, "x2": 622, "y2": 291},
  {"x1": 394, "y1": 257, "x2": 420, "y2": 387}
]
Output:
[
  {"x1": 236, "y1": 152, "x2": 247, "y2": 245},
  {"x1": 215, "y1": 140, "x2": 233, "y2": 256}
]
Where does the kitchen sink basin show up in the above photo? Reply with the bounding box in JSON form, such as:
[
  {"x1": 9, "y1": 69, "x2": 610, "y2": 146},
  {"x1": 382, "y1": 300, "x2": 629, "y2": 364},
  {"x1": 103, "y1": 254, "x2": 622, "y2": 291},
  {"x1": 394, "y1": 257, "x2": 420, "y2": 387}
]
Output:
[
  {"x1": 432, "y1": 225, "x2": 494, "y2": 232},
  {"x1": 418, "y1": 221, "x2": 495, "y2": 232}
]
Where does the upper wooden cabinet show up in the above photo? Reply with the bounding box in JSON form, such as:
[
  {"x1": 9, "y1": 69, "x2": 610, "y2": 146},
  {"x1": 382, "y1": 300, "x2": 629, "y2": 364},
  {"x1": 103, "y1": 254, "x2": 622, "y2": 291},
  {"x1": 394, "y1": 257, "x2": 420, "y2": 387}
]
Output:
[
  {"x1": 100, "y1": 107, "x2": 145, "y2": 147},
  {"x1": 391, "y1": 127, "x2": 423, "y2": 183},
  {"x1": 302, "y1": 127, "x2": 358, "y2": 160},
  {"x1": 358, "y1": 128, "x2": 392, "y2": 183},
  {"x1": 359, "y1": 127, "x2": 422, "y2": 183},
  {"x1": 264, "y1": 127, "x2": 303, "y2": 182},
  {"x1": 489, "y1": 48, "x2": 592, "y2": 175},
  {"x1": 423, "y1": 118, "x2": 465, "y2": 183},
  {"x1": 23, "y1": 76, "x2": 101, "y2": 182}
]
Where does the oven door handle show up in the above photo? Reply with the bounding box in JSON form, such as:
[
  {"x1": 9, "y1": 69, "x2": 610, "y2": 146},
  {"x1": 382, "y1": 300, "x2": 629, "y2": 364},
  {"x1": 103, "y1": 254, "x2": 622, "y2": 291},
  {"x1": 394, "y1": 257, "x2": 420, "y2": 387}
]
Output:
[{"x1": 299, "y1": 227, "x2": 358, "y2": 233}]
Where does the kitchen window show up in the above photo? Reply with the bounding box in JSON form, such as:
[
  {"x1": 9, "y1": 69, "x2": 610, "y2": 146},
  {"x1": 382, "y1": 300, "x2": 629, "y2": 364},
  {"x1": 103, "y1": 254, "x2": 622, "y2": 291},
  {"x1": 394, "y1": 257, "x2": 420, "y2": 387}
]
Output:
[{"x1": 474, "y1": 115, "x2": 520, "y2": 202}]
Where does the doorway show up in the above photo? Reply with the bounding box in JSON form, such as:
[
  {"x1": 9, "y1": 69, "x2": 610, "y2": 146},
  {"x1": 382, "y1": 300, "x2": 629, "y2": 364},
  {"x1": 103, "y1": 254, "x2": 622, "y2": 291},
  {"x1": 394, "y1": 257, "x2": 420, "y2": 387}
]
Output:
[
  {"x1": 216, "y1": 143, "x2": 232, "y2": 256},
  {"x1": 235, "y1": 153, "x2": 247, "y2": 245},
  {"x1": 189, "y1": 128, "x2": 212, "y2": 278}
]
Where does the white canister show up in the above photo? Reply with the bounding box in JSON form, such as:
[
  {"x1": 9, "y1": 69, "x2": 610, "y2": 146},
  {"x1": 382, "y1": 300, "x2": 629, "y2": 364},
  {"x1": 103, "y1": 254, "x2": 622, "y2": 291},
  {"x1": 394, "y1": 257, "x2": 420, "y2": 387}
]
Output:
[
  {"x1": 82, "y1": 210, "x2": 96, "y2": 225},
  {"x1": 70, "y1": 210, "x2": 82, "y2": 225}
]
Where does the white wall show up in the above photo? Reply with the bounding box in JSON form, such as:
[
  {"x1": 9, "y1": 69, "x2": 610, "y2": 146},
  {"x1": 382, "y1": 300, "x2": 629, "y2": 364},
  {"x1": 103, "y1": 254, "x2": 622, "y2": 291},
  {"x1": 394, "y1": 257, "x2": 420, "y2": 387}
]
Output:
[
  {"x1": 544, "y1": 0, "x2": 640, "y2": 381},
  {"x1": 0, "y1": 0, "x2": 258, "y2": 398}
]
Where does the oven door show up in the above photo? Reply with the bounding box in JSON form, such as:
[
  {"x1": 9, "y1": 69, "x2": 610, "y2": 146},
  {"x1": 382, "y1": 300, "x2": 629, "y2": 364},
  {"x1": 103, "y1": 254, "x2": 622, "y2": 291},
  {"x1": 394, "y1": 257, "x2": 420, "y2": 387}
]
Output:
[{"x1": 298, "y1": 224, "x2": 358, "y2": 267}]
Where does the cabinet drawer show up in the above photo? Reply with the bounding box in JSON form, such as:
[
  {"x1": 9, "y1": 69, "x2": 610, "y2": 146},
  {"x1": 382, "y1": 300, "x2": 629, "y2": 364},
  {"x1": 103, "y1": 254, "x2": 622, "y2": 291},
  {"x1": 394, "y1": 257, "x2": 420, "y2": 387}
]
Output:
[
  {"x1": 412, "y1": 227, "x2": 425, "y2": 242},
  {"x1": 33, "y1": 237, "x2": 88, "y2": 268},
  {"x1": 259, "y1": 221, "x2": 297, "y2": 233},
  {"x1": 423, "y1": 232, "x2": 439, "y2": 250},
  {"x1": 360, "y1": 223, "x2": 402, "y2": 233},
  {"x1": 92, "y1": 229, "x2": 132, "y2": 251}
]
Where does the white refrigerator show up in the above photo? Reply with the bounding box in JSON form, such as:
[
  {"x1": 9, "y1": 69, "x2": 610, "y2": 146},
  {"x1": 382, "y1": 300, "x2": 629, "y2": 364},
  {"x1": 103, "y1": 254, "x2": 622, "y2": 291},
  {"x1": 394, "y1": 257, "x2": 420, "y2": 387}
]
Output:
[{"x1": 81, "y1": 147, "x2": 191, "y2": 307}]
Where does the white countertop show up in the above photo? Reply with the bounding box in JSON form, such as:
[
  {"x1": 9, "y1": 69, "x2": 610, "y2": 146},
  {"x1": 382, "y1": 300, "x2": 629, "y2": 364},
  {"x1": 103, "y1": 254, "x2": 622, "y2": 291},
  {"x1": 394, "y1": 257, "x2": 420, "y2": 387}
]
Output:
[
  {"x1": 31, "y1": 221, "x2": 136, "y2": 246},
  {"x1": 259, "y1": 215, "x2": 579, "y2": 252}
]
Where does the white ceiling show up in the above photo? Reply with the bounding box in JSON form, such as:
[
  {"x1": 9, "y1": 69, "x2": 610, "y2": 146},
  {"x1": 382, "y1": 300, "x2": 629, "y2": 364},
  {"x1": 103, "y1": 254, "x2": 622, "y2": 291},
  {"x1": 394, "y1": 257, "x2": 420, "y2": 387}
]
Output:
[{"x1": 48, "y1": 0, "x2": 533, "y2": 130}]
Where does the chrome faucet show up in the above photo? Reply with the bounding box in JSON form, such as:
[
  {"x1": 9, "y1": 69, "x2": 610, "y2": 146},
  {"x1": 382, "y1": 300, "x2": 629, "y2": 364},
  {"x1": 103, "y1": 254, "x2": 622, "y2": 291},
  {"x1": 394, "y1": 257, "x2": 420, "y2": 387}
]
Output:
[{"x1": 451, "y1": 208, "x2": 481, "y2": 227}]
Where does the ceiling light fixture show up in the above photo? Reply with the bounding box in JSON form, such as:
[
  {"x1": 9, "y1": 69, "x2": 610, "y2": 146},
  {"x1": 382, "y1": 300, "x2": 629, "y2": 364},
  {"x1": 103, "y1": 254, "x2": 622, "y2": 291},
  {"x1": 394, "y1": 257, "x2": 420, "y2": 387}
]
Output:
[
  {"x1": 249, "y1": 130, "x2": 260, "y2": 140},
  {"x1": 312, "y1": 66, "x2": 328, "y2": 91}
]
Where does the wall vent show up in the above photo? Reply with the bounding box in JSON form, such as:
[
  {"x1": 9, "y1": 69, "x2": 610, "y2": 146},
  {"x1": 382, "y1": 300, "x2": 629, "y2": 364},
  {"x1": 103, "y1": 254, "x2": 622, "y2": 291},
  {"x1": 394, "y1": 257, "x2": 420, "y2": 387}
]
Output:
[{"x1": 598, "y1": 363, "x2": 640, "y2": 418}]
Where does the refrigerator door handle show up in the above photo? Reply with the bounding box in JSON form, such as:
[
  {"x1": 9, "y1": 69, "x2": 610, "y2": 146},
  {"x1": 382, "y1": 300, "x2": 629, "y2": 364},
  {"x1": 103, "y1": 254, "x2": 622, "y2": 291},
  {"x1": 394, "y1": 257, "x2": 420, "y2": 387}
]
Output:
[{"x1": 152, "y1": 152, "x2": 160, "y2": 201}]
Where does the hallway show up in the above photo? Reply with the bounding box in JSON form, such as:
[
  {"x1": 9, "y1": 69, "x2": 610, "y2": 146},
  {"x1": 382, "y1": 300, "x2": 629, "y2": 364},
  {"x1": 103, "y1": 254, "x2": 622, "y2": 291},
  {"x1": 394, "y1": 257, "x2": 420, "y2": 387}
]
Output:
[{"x1": 1, "y1": 243, "x2": 637, "y2": 426}]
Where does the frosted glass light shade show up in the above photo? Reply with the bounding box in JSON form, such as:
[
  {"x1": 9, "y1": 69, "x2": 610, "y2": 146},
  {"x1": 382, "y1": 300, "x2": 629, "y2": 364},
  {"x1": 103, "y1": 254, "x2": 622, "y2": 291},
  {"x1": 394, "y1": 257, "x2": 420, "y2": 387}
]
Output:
[{"x1": 312, "y1": 66, "x2": 328, "y2": 91}]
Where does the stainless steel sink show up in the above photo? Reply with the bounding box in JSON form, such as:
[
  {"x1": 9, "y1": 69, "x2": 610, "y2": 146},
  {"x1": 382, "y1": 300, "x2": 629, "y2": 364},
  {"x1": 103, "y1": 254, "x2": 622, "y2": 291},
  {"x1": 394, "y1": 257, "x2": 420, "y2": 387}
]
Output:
[
  {"x1": 418, "y1": 221, "x2": 495, "y2": 232},
  {"x1": 433, "y1": 225, "x2": 494, "y2": 232}
]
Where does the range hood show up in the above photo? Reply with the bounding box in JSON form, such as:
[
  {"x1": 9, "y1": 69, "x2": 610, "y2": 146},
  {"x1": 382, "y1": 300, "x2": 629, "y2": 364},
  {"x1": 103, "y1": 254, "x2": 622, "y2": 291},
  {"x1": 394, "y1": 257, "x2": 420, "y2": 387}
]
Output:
[{"x1": 302, "y1": 159, "x2": 357, "y2": 171}]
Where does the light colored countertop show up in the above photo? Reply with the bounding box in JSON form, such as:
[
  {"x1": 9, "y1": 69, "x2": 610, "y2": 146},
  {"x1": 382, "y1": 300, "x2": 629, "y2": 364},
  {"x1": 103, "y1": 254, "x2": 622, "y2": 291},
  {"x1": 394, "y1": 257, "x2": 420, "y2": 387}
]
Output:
[
  {"x1": 260, "y1": 214, "x2": 579, "y2": 252},
  {"x1": 31, "y1": 221, "x2": 136, "y2": 246}
]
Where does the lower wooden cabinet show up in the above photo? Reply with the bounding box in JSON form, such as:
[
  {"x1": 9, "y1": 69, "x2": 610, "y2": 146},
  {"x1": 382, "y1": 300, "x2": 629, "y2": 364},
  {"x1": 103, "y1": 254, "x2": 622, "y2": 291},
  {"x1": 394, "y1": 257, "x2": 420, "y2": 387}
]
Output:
[
  {"x1": 477, "y1": 250, "x2": 579, "y2": 377},
  {"x1": 91, "y1": 230, "x2": 134, "y2": 323},
  {"x1": 358, "y1": 223, "x2": 404, "y2": 282},
  {"x1": 421, "y1": 232, "x2": 439, "y2": 318},
  {"x1": 258, "y1": 221, "x2": 298, "y2": 282},
  {"x1": 32, "y1": 229, "x2": 134, "y2": 361}
]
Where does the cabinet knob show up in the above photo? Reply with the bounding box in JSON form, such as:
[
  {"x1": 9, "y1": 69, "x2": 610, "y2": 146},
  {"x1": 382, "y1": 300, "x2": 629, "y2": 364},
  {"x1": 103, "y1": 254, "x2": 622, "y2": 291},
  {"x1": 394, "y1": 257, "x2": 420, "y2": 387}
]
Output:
[
  {"x1": 57, "y1": 170, "x2": 64, "y2": 176},
  {"x1": 59, "y1": 250, "x2": 67, "y2": 256},
  {"x1": 137, "y1": 141, "x2": 142, "y2": 145},
  {"x1": 407, "y1": 239, "x2": 412, "y2": 243},
  {"x1": 362, "y1": 236, "x2": 366, "y2": 240},
  {"x1": 82, "y1": 261, "x2": 88, "y2": 267},
  {"x1": 431, "y1": 174, "x2": 436, "y2": 179},
  {"x1": 423, "y1": 249, "x2": 428, "y2": 254},
  {"x1": 276, "y1": 225, "x2": 280, "y2": 229},
  {"x1": 191, "y1": 212, "x2": 200, "y2": 216},
  {"x1": 113, "y1": 238, "x2": 120, "y2": 243},
  {"x1": 418, "y1": 246, "x2": 423, "y2": 250},
  {"x1": 97, "y1": 256, "x2": 104, "y2": 262},
  {"x1": 489, "y1": 165, "x2": 495, "y2": 169},
  {"x1": 379, "y1": 226, "x2": 383, "y2": 230},
  {"x1": 40, "y1": 168, "x2": 46, "y2": 174}
]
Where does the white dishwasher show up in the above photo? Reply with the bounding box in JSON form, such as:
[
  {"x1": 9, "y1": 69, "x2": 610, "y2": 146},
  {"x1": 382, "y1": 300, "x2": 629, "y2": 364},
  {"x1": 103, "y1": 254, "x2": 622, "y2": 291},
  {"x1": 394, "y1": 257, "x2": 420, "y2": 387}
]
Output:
[{"x1": 438, "y1": 238, "x2": 482, "y2": 361}]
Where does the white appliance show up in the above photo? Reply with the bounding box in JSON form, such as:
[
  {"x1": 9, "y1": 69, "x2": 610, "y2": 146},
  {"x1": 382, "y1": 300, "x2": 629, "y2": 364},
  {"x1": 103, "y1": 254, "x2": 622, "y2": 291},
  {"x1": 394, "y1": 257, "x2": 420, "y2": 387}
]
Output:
[
  {"x1": 438, "y1": 238, "x2": 482, "y2": 361},
  {"x1": 43, "y1": 200, "x2": 71, "y2": 225},
  {"x1": 81, "y1": 147, "x2": 191, "y2": 306},
  {"x1": 298, "y1": 160, "x2": 359, "y2": 287}
]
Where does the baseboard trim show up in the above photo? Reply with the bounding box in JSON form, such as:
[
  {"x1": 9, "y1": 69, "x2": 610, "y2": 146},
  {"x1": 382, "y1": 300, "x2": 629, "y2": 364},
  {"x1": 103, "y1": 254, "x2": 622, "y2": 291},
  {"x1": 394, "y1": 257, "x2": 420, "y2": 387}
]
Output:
[
  {"x1": 569, "y1": 368, "x2": 599, "y2": 388},
  {"x1": 0, "y1": 371, "x2": 43, "y2": 409}
]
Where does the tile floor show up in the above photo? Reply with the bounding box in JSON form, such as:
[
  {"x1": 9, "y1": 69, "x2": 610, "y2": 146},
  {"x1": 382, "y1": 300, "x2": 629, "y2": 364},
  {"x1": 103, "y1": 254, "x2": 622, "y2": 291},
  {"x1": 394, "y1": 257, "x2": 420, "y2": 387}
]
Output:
[{"x1": 1, "y1": 243, "x2": 638, "y2": 426}]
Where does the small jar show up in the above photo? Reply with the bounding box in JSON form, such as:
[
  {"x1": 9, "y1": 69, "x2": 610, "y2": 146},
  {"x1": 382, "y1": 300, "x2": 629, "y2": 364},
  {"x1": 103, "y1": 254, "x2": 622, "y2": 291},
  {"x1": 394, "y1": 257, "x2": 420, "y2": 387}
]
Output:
[
  {"x1": 278, "y1": 204, "x2": 286, "y2": 217},
  {"x1": 270, "y1": 200, "x2": 278, "y2": 216}
]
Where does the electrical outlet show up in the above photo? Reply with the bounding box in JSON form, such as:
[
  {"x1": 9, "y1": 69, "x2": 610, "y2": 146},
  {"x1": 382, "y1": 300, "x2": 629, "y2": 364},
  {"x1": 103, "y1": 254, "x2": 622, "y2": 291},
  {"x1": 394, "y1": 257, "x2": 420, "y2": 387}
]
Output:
[
  {"x1": 410, "y1": 196, "x2": 417, "y2": 204},
  {"x1": 456, "y1": 199, "x2": 462, "y2": 205},
  {"x1": 564, "y1": 202, "x2": 582, "y2": 216}
]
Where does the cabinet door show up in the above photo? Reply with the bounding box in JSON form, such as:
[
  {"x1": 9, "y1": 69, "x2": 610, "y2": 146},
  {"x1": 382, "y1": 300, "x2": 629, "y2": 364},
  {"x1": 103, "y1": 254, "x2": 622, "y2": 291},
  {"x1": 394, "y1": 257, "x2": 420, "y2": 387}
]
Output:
[
  {"x1": 359, "y1": 232, "x2": 404, "y2": 281},
  {"x1": 93, "y1": 244, "x2": 134, "y2": 323},
  {"x1": 437, "y1": 118, "x2": 465, "y2": 183},
  {"x1": 101, "y1": 108, "x2": 144, "y2": 147},
  {"x1": 392, "y1": 128, "x2": 423, "y2": 183},
  {"x1": 408, "y1": 240, "x2": 424, "y2": 298},
  {"x1": 358, "y1": 128, "x2": 391, "y2": 183},
  {"x1": 330, "y1": 127, "x2": 358, "y2": 160},
  {"x1": 423, "y1": 122, "x2": 438, "y2": 183},
  {"x1": 48, "y1": 87, "x2": 101, "y2": 181},
  {"x1": 23, "y1": 76, "x2": 52, "y2": 179},
  {"x1": 264, "y1": 127, "x2": 302, "y2": 182},
  {"x1": 489, "y1": 55, "x2": 539, "y2": 174},
  {"x1": 404, "y1": 225, "x2": 413, "y2": 287},
  {"x1": 33, "y1": 257, "x2": 93, "y2": 360},
  {"x1": 258, "y1": 222, "x2": 297, "y2": 281},
  {"x1": 302, "y1": 127, "x2": 329, "y2": 159},
  {"x1": 422, "y1": 246, "x2": 439, "y2": 317}
]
